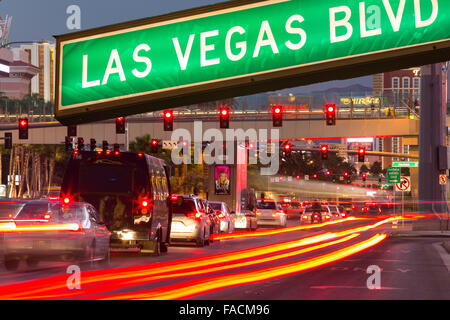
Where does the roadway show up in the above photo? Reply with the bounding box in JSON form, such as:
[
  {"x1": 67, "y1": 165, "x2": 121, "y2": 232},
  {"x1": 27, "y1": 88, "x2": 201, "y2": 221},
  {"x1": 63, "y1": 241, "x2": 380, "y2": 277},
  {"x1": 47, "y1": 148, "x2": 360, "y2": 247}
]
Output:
[{"x1": 0, "y1": 216, "x2": 449, "y2": 300}]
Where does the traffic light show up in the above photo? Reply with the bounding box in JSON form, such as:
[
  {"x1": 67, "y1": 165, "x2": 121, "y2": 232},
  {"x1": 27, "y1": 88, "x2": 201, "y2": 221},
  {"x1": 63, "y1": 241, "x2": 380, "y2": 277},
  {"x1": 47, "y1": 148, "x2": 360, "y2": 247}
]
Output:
[
  {"x1": 18, "y1": 118, "x2": 28, "y2": 140},
  {"x1": 272, "y1": 105, "x2": 283, "y2": 127},
  {"x1": 358, "y1": 147, "x2": 366, "y2": 162},
  {"x1": 283, "y1": 142, "x2": 292, "y2": 156},
  {"x1": 344, "y1": 172, "x2": 349, "y2": 178},
  {"x1": 325, "y1": 104, "x2": 336, "y2": 126},
  {"x1": 90, "y1": 139, "x2": 96, "y2": 151},
  {"x1": 313, "y1": 173, "x2": 318, "y2": 179},
  {"x1": 326, "y1": 170, "x2": 331, "y2": 179},
  {"x1": 219, "y1": 107, "x2": 230, "y2": 129},
  {"x1": 67, "y1": 125, "x2": 77, "y2": 137},
  {"x1": 65, "y1": 137, "x2": 73, "y2": 152},
  {"x1": 77, "y1": 137, "x2": 85, "y2": 151},
  {"x1": 362, "y1": 172, "x2": 367, "y2": 183},
  {"x1": 163, "y1": 110, "x2": 173, "y2": 131},
  {"x1": 151, "y1": 139, "x2": 159, "y2": 153},
  {"x1": 113, "y1": 143, "x2": 120, "y2": 155},
  {"x1": 320, "y1": 144, "x2": 328, "y2": 160},
  {"x1": 102, "y1": 140, "x2": 109, "y2": 152},
  {"x1": 4, "y1": 132, "x2": 12, "y2": 149},
  {"x1": 116, "y1": 117, "x2": 126, "y2": 134}
]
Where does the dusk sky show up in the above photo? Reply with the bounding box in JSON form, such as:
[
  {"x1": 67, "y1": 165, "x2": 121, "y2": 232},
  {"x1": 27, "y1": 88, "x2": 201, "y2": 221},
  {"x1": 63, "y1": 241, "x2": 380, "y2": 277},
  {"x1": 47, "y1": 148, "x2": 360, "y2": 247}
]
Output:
[{"x1": 0, "y1": 0, "x2": 371, "y2": 91}]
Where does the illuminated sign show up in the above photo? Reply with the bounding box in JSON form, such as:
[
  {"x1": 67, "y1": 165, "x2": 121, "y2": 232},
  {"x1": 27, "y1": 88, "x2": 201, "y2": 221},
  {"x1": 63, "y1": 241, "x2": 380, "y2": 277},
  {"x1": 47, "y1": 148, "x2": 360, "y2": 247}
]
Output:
[
  {"x1": 340, "y1": 97, "x2": 380, "y2": 106},
  {"x1": 0, "y1": 62, "x2": 10, "y2": 75},
  {"x1": 55, "y1": 0, "x2": 450, "y2": 124}
]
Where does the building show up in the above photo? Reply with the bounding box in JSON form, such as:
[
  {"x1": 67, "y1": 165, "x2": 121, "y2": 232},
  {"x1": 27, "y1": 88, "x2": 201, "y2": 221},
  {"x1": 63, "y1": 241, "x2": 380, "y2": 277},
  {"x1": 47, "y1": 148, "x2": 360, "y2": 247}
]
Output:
[
  {"x1": 0, "y1": 47, "x2": 40, "y2": 100},
  {"x1": 19, "y1": 42, "x2": 55, "y2": 102},
  {"x1": 373, "y1": 67, "x2": 421, "y2": 169}
]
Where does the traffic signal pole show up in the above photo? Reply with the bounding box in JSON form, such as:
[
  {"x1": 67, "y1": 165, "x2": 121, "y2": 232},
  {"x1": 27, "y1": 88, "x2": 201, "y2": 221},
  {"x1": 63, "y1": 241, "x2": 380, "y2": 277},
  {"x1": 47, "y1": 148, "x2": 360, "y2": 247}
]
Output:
[{"x1": 418, "y1": 63, "x2": 448, "y2": 225}]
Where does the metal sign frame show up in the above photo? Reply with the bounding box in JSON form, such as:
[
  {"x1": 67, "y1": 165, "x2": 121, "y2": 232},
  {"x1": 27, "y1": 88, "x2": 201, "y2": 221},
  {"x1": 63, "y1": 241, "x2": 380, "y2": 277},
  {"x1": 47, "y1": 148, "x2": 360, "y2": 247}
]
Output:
[{"x1": 55, "y1": 0, "x2": 450, "y2": 125}]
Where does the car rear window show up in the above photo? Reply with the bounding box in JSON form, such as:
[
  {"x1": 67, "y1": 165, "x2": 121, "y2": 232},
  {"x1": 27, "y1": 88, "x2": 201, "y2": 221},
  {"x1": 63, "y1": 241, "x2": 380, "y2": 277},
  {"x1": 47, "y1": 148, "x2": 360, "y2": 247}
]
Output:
[
  {"x1": 172, "y1": 198, "x2": 197, "y2": 214},
  {"x1": 305, "y1": 206, "x2": 328, "y2": 212},
  {"x1": 256, "y1": 200, "x2": 278, "y2": 210},
  {"x1": 15, "y1": 203, "x2": 49, "y2": 220},
  {"x1": 79, "y1": 164, "x2": 133, "y2": 194},
  {"x1": 209, "y1": 203, "x2": 222, "y2": 211}
]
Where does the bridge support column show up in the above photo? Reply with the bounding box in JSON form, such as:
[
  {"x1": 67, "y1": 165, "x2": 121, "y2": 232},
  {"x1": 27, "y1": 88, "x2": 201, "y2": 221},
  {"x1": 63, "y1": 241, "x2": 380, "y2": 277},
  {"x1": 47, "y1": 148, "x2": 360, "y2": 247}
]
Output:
[{"x1": 418, "y1": 63, "x2": 447, "y2": 228}]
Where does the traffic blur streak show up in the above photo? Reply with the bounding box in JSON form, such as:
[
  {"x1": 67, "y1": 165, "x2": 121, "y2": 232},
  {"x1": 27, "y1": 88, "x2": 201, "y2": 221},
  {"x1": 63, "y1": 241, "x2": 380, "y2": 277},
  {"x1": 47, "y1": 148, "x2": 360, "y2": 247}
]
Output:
[
  {"x1": 211, "y1": 216, "x2": 362, "y2": 240},
  {"x1": 96, "y1": 234, "x2": 388, "y2": 300},
  {"x1": 0, "y1": 217, "x2": 398, "y2": 300}
]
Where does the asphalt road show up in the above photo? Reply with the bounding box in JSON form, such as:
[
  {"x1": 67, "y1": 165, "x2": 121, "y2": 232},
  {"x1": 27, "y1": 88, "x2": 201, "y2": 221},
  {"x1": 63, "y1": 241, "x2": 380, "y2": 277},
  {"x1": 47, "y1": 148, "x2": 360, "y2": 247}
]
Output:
[{"x1": 0, "y1": 217, "x2": 449, "y2": 300}]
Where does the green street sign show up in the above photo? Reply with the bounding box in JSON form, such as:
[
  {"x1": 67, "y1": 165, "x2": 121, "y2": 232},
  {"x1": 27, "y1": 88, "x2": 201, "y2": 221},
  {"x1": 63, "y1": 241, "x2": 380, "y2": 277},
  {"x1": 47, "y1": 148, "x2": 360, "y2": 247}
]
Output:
[
  {"x1": 392, "y1": 161, "x2": 419, "y2": 167},
  {"x1": 387, "y1": 167, "x2": 401, "y2": 184},
  {"x1": 55, "y1": 0, "x2": 450, "y2": 124}
]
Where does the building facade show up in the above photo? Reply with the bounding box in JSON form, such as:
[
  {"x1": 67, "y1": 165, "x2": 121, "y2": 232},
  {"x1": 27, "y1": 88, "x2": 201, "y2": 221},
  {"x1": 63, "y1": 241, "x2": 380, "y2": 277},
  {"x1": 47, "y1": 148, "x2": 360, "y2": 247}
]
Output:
[
  {"x1": 19, "y1": 42, "x2": 55, "y2": 102},
  {"x1": 0, "y1": 47, "x2": 40, "y2": 100}
]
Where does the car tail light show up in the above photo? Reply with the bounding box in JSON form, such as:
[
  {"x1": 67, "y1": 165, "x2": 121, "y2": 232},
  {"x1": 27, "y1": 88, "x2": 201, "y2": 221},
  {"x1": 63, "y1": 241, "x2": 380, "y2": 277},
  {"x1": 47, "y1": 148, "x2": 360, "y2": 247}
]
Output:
[
  {"x1": 256, "y1": 211, "x2": 262, "y2": 215},
  {"x1": 335, "y1": 214, "x2": 339, "y2": 218},
  {"x1": 187, "y1": 212, "x2": 202, "y2": 219},
  {"x1": 170, "y1": 195, "x2": 178, "y2": 201},
  {"x1": 341, "y1": 213, "x2": 346, "y2": 217},
  {"x1": 216, "y1": 211, "x2": 225, "y2": 219},
  {"x1": 275, "y1": 211, "x2": 285, "y2": 216},
  {"x1": 325, "y1": 215, "x2": 331, "y2": 220},
  {"x1": 97, "y1": 150, "x2": 102, "y2": 155},
  {"x1": 43, "y1": 213, "x2": 51, "y2": 220},
  {"x1": 302, "y1": 215, "x2": 308, "y2": 220},
  {"x1": 137, "y1": 152, "x2": 144, "y2": 157}
]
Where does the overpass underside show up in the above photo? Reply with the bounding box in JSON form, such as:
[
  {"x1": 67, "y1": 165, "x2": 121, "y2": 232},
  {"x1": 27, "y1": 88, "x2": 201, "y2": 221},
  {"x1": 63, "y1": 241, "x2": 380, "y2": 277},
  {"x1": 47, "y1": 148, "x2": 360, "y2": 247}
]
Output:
[{"x1": 2, "y1": 118, "x2": 419, "y2": 145}]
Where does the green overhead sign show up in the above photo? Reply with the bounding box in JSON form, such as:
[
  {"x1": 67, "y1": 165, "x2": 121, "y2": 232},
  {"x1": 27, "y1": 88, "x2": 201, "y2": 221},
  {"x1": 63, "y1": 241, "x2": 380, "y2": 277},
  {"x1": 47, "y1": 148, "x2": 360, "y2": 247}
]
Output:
[
  {"x1": 55, "y1": 0, "x2": 450, "y2": 124},
  {"x1": 392, "y1": 161, "x2": 419, "y2": 167},
  {"x1": 387, "y1": 167, "x2": 401, "y2": 184}
]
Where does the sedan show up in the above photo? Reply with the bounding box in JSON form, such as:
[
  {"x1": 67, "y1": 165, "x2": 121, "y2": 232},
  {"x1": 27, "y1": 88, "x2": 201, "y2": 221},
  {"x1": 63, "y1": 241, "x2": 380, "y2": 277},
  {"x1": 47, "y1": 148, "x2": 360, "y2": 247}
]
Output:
[
  {"x1": 256, "y1": 199, "x2": 287, "y2": 227},
  {"x1": 2, "y1": 200, "x2": 111, "y2": 271}
]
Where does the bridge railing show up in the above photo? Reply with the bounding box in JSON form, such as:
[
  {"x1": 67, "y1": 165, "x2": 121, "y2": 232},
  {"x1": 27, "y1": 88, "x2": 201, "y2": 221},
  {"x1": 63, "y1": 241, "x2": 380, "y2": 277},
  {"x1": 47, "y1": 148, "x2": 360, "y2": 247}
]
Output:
[{"x1": 0, "y1": 91, "x2": 419, "y2": 123}]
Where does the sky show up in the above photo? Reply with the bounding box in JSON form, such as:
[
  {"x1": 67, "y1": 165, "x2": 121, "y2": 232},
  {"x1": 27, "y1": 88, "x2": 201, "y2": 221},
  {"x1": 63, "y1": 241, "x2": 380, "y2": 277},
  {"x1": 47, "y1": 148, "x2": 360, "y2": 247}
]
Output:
[{"x1": 0, "y1": 0, "x2": 371, "y2": 91}]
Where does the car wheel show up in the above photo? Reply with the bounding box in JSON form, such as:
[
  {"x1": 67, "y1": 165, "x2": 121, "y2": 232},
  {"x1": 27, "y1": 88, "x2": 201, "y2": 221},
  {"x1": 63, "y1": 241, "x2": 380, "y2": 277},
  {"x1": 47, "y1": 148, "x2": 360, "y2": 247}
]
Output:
[
  {"x1": 26, "y1": 257, "x2": 39, "y2": 268},
  {"x1": 4, "y1": 256, "x2": 20, "y2": 271}
]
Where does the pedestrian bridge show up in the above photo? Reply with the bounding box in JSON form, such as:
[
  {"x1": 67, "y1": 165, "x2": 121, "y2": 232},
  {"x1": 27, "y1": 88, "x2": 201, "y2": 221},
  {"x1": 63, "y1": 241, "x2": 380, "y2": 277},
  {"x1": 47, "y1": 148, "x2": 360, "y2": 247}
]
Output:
[{"x1": 0, "y1": 113, "x2": 419, "y2": 145}]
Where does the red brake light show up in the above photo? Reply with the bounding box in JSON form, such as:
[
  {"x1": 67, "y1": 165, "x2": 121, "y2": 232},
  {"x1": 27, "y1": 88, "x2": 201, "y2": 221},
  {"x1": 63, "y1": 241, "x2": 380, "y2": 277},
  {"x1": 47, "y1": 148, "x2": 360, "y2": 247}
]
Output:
[
  {"x1": 97, "y1": 151, "x2": 102, "y2": 155},
  {"x1": 142, "y1": 200, "x2": 149, "y2": 207},
  {"x1": 106, "y1": 150, "x2": 111, "y2": 155},
  {"x1": 137, "y1": 152, "x2": 144, "y2": 157},
  {"x1": 114, "y1": 151, "x2": 120, "y2": 156},
  {"x1": 63, "y1": 197, "x2": 70, "y2": 204},
  {"x1": 44, "y1": 213, "x2": 51, "y2": 220}
]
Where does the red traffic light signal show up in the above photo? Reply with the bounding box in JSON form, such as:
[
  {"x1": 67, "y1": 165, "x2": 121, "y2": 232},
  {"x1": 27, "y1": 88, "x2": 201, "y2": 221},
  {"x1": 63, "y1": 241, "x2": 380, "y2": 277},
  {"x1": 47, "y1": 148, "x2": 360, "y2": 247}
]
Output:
[
  {"x1": 163, "y1": 110, "x2": 174, "y2": 131},
  {"x1": 272, "y1": 105, "x2": 283, "y2": 127},
  {"x1": 320, "y1": 144, "x2": 328, "y2": 160},
  {"x1": 313, "y1": 173, "x2": 318, "y2": 179},
  {"x1": 283, "y1": 142, "x2": 292, "y2": 155},
  {"x1": 151, "y1": 139, "x2": 159, "y2": 153},
  {"x1": 344, "y1": 172, "x2": 349, "y2": 177},
  {"x1": 325, "y1": 104, "x2": 336, "y2": 126},
  {"x1": 219, "y1": 107, "x2": 230, "y2": 128},
  {"x1": 116, "y1": 117, "x2": 126, "y2": 134},
  {"x1": 362, "y1": 172, "x2": 367, "y2": 178},
  {"x1": 358, "y1": 147, "x2": 366, "y2": 162},
  {"x1": 326, "y1": 170, "x2": 331, "y2": 176},
  {"x1": 18, "y1": 118, "x2": 28, "y2": 140}
]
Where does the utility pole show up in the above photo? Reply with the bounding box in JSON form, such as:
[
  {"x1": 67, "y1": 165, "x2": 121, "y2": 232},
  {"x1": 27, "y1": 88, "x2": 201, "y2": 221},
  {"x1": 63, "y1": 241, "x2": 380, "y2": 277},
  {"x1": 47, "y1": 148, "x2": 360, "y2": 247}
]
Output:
[{"x1": 418, "y1": 63, "x2": 447, "y2": 225}]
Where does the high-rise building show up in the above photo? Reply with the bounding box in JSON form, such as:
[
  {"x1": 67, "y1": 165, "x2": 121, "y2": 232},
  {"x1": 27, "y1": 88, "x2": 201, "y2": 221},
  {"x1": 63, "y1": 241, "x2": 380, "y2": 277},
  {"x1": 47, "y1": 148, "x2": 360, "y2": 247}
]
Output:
[{"x1": 19, "y1": 42, "x2": 55, "y2": 102}]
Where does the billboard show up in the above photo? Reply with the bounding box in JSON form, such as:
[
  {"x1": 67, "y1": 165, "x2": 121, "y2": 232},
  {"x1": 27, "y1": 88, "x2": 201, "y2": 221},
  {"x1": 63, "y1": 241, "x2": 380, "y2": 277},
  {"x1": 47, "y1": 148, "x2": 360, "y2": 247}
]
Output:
[{"x1": 215, "y1": 165, "x2": 231, "y2": 195}]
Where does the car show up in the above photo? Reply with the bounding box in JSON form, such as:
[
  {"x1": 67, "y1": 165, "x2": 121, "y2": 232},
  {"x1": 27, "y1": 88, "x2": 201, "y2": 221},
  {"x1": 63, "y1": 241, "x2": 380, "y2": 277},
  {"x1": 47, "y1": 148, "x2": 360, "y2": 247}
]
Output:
[
  {"x1": 2, "y1": 200, "x2": 111, "y2": 271},
  {"x1": 337, "y1": 205, "x2": 348, "y2": 218},
  {"x1": 234, "y1": 188, "x2": 258, "y2": 231},
  {"x1": 255, "y1": 199, "x2": 287, "y2": 227},
  {"x1": 61, "y1": 151, "x2": 172, "y2": 256},
  {"x1": 300, "y1": 204, "x2": 333, "y2": 224},
  {"x1": 208, "y1": 201, "x2": 235, "y2": 233},
  {"x1": 328, "y1": 205, "x2": 342, "y2": 219},
  {"x1": 170, "y1": 195, "x2": 211, "y2": 247},
  {"x1": 199, "y1": 199, "x2": 220, "y2": 237}
]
